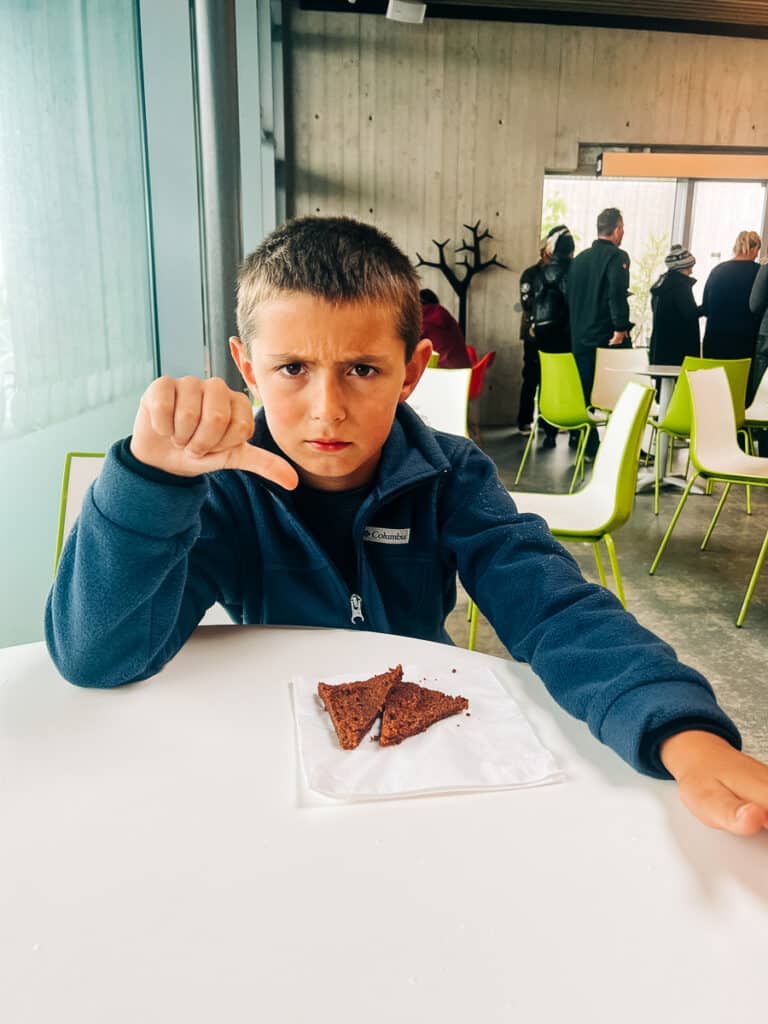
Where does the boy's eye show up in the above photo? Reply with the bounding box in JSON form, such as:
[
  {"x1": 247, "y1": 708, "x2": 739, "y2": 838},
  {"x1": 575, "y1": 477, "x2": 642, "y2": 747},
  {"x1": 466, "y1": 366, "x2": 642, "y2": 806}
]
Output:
[
  {"x1": 279, "y1": 362, "x2": 304, "y2": 376},
  {"x1": 350, "y1": 364, "x2": 378, "y2": 378}
]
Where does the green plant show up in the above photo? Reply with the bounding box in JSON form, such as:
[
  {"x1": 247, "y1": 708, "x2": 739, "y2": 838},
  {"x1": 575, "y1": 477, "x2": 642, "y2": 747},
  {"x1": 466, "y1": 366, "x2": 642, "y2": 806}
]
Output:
[
  {"x1": 629, "y1": 232, "x2": 669, "y2": 346},
  {"x1": 541, "y1": 191, "x2": 581, "y2": 246}
]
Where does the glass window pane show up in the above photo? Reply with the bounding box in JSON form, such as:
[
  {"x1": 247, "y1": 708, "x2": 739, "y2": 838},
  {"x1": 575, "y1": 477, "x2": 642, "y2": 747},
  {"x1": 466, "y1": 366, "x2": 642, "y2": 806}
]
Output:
[
  {"x1": 0, "y1": 0, "x2": 156, "y2": 646},
  {"x1": 688, "y1": 180, "x2": 766, "y2": 306},
  {"x1": 542, "y1": 176, "x2": 677, "y2": 346}
]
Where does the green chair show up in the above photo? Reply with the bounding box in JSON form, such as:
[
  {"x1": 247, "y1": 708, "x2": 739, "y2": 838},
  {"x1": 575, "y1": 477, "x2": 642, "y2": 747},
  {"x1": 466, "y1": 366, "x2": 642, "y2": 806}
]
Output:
[
  {"x1": 427, "y1": 351, "x2": 440, "y2": 368},
  {"x1": 54, "y1": 452, "x2": 105, "y2": 572},
  {"x1": 514, "y1": 351, "x2": 607, "y2": 494},
  {"x1": 650, "y1": 366, "x2": 768, "y2": 626},
  {"x1": 468, "y1": 382, "x2": 654, "y2": 648},
  {"x1": 647, "y1": 356, "x2": 751, "y2": 515}
]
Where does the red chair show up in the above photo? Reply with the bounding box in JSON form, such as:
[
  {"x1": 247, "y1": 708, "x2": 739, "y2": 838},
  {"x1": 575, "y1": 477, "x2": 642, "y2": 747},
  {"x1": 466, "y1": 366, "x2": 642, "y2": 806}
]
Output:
[{"x1": 465, "y1": 345, "x2": 496, "y2": 401}]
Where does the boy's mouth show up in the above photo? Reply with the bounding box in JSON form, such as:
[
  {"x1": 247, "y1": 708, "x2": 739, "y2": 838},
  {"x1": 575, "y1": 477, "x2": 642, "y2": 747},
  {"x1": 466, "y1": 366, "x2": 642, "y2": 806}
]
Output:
[{"x1": 306, "y1": 439, "x2": 352, "y2": 452}]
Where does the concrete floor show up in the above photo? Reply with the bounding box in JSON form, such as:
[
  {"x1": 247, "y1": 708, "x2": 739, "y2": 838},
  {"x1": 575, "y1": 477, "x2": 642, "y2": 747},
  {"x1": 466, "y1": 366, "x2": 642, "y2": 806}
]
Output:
[{"x1": 445, "y1": 425, "x2": 768, "y2": 762}]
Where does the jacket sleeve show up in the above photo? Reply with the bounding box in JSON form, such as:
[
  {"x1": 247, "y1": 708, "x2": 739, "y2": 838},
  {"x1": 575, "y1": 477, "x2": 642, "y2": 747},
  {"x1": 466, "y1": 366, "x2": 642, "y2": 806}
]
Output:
[
  {"x1": 749, "y1": 263, "x2": 768, "y2": 316},
  {"x1": 520, "y1": 266, "x2": 536, "y2": 314},
  {"x1": 438, "y1": 443, "x2": 741, "y2": 777},
  {"x1": 606, "y1": 251, "x2": 632, "y2": 332},
  {"x1": 45, "y1": 443, "x2": 248, "y2": 688},
  {"x1": 700, "y1": 273, "x2": 711, "y2": 317}
]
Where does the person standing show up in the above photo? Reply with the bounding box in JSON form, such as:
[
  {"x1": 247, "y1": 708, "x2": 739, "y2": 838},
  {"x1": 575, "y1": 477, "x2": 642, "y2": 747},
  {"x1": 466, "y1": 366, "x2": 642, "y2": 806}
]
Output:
[
  {"x1": 649, "y1": 244, "x2": 700, "y2": 368},
  {"x1": 532, "y1": 225, "x2": 575, "y2": 447},
  {"x1": 747, "y1": 261, "x2": 768, "y2": 432},
  {"x1": 515, "y1": 246, "x2": 545, "y2": 435},
  {"x1": 418, "y1": 289, "x2": 472, "y2": 369},
  {"x1": 567, "y1": 207, "x2": 633, "y2": 458},
  {"x1": 701, "y1": 230, "x2": 761, "y2": 361}
]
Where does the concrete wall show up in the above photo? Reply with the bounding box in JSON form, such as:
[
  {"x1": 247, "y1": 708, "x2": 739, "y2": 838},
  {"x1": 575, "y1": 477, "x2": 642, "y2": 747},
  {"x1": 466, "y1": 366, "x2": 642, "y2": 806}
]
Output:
[{"x1": 284, "y1": 8, "x2": 768, "y2": 423}]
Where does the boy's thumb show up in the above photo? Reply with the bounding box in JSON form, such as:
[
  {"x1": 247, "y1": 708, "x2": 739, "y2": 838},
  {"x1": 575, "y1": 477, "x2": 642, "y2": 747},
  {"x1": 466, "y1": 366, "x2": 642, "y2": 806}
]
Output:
[{"x1": 227, "y1": 443, "x2": 299, "y2": 490}]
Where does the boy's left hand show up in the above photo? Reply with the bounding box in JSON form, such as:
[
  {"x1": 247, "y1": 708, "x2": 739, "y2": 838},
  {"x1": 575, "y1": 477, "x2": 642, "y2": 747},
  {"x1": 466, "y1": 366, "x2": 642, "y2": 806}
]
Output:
[{"x1": 660, "y1": 731, "x2": 768, "y2": 836}]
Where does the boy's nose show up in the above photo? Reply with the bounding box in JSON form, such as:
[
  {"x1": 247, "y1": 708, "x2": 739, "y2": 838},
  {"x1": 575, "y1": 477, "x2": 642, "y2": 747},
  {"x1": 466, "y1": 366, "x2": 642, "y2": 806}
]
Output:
[{"x1": 310, "y1": 375, "x2": 346, "y2": 423}]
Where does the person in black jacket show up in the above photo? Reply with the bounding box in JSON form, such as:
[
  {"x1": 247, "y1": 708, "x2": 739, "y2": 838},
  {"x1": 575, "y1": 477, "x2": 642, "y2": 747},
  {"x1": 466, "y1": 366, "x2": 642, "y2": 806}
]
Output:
[
  {"x1": 532, "y1": 225, "x2": 575, "y2": 447},
  {"x1": 747, "y1": 262, "x2": 768, "y2": 453},
  {"x1": 649, "y1": 244, "x2": 700, "y2": 371},
  {"x1": 567, "y1": 208, "x2": 633, "y2": 458},
  {"x1": 515, "y1": 250, "x2": 545, "y2": 435},
  {"x1": 701, "y1": 230, "x2": 761, "y2": 361}
]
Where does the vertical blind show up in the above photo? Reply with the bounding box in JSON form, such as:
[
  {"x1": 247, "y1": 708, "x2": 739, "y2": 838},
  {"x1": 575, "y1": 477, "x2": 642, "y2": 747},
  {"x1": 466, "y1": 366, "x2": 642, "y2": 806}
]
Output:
[{"x1": 0, "y1": 0, "x2": 155, "y2": 439}]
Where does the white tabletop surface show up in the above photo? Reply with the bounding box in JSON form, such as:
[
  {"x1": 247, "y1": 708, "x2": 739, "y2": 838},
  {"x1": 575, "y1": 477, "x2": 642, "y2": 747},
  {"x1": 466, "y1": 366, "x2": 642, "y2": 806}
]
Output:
[{"x1": 1, "y1": 626, "x2": 766, "y2": 1023}]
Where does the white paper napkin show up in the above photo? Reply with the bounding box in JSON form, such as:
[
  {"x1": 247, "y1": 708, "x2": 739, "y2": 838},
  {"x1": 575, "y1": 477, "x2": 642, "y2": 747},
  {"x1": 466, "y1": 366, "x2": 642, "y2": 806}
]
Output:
[{"x1": 291, "y1": 662, "x2": 563, "y2": 801}]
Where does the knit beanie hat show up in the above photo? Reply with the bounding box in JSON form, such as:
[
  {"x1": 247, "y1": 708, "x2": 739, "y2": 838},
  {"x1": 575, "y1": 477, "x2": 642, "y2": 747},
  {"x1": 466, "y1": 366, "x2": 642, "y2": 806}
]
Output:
[
  {"x1": 543, "y1": 224, "x2": 575, "y2": 260},
  {"x1": 665, "y1": 244, "x2": 695, "y2": 271}
]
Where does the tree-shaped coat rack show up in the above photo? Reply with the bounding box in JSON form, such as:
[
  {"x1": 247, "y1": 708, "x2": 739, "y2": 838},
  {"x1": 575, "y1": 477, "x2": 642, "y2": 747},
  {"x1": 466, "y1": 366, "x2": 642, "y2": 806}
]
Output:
[{"x1": 415, "y1": 220, "x2": 507, "y2": 335}]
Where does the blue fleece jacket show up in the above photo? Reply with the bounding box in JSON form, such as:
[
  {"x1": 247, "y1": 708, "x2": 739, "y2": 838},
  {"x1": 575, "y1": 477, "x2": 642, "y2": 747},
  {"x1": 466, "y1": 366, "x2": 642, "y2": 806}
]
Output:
[{"x1": 45, "y1": 404, "x2": 740, "y2": 777}]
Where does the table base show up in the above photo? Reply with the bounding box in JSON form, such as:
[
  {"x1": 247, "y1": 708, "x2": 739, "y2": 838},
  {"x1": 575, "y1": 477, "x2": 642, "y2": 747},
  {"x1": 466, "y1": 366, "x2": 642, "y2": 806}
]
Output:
[{"x1": 635, "y1": 470, "x2": 705, "y2": 496}]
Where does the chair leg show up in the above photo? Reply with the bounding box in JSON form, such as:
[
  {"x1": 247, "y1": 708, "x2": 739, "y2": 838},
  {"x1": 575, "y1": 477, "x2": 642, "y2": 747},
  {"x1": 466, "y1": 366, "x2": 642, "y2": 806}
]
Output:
[
  {"x1": 645, "y1": 425, "x2": 656, "y2": 467},
  {"x1": 468, "y1": 601, "x2": 479, "y2": 651},
  {"x1": 514, "y1": 417, "x2": 538, "y2": 485},
  {"x1": 736, "y1": 528, "x2": 768, "y2": 627},
  {"x1": 649, "y1": 473, "x2": 700, "y2": 574},
  {"x1": 592, "y1": 542, "x2": 607, "y2": 587},
  {"x1": 700, "y1": 481, "x2": 731, "y2": 550},
  {"x1": 654, "y1": 433, "x2": 662, "y2": 515},
  {"x1": 570, "y1": 427, "x2": 588, "y2": 494},
  {"x1": 603, "y1": 533, "x2": 626, "y2": 608}
]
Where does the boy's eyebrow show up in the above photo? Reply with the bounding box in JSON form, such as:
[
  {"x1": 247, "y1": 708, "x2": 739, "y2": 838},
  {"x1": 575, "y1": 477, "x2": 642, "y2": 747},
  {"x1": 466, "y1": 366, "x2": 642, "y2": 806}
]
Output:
[{"x1": 264, "y1": 352, "x2": 390, "y2": 363}]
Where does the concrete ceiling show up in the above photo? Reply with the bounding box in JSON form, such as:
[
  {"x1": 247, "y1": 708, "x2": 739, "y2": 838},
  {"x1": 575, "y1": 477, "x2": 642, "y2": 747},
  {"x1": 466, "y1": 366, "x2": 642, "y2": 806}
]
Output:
[
  {"x1": 435, "y1": 0, "x2": 768, "y2": 28},
  {"x1": 300, "y1": 0, "x2": 768, "y2": 36}
]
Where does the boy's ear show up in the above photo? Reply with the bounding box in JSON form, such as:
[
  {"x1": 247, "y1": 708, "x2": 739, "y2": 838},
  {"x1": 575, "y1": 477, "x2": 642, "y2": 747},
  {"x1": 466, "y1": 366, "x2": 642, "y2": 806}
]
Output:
[
  {"x1": 399, "y1": 338, "x2": 434, "y2": 402},
  {"x1": 229, "y1": 336, "x2": 260, "y2": 399}
]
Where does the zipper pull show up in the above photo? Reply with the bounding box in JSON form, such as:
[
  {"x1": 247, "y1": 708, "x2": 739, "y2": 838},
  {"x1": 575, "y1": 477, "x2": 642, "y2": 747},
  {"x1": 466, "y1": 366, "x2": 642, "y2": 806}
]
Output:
[{"x1": 350, "y1": 593, "x2": 364, "y2": 624}]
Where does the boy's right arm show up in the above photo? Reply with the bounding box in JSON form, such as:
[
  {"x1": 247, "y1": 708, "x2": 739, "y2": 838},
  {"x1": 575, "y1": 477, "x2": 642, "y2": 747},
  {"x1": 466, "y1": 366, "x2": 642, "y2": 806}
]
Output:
[{"x1": 46, "y1": 377, "x2": 298, "y2": 687}]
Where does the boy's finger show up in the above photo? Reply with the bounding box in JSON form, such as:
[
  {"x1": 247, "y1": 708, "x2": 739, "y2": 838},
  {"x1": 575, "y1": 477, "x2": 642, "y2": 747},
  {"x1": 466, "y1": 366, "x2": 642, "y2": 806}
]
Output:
[
  {"x1": 184, "y1": 378, "x2": 235, "y2": 456},
  {"x1": 679, "y1": 777, "x2": 768, "y2": 836},
  {"x1": 172, "y1": 377, "x2": 204, "y2": 448},
  {"x1": 141, "y1": 377, "x2": 178, "y2": 438},
  {"x1": 226, "y1": 444, "x2": 299, "y2": 490},
  {"x1": 207, "y1": 395, "x2": 258, "y2": 453}
]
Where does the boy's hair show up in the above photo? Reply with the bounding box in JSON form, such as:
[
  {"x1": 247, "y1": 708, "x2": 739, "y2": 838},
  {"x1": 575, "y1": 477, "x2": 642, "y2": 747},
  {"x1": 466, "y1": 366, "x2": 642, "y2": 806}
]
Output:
[
  {"x1": 237, "y1": 216, "x2": 422, "y2": 360},
  {"x1": 596, "y1": 207, "x2": 623, "y2": 237}
]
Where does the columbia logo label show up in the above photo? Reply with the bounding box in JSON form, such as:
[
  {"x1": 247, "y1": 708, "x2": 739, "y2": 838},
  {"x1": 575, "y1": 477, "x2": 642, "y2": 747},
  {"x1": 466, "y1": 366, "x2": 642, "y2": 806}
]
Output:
[{"x1": 363, "y1": 527, "x2": 410, "y2": 545}]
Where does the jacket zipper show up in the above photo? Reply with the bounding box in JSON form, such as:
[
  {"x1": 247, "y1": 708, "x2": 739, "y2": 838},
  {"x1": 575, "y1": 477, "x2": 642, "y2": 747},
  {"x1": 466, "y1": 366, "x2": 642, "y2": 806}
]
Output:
[{"x1": 350, "y1": 593, "x2": 364, "y2": 624}]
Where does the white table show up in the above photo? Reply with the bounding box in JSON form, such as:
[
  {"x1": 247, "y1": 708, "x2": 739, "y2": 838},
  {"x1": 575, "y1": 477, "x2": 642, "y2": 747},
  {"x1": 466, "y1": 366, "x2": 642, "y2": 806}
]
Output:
[
  {"x1": 2, "y1": 627, "x2": 766, "y2": 1023},
  {"x1": 633, "y1": 364, "x2": 704, "y2": 496}
]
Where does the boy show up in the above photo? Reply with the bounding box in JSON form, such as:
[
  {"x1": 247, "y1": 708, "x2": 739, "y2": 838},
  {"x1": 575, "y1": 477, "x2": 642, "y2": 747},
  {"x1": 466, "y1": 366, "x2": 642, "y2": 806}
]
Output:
[{"x1": 47, "y1": 216, "x2": 768, "y2": 837}]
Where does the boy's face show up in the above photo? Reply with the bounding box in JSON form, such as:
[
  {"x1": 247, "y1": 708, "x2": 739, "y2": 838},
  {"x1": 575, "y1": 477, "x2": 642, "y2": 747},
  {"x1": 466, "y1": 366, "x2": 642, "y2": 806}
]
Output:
[{"x1": 230, "y1": 294, "x2": 432, "y2": 491}]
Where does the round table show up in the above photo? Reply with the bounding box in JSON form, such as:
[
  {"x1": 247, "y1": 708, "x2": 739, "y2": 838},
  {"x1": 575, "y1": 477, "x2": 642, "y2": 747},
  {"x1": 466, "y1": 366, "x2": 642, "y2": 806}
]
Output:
[{"x1": 1, "y1": 626, "x2": 766, "y2": 1023}]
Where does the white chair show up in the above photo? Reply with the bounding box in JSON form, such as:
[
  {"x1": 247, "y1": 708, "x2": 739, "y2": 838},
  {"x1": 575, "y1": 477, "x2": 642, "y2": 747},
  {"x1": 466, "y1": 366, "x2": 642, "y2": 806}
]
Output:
[
  {"x1": 406, "y1": 366, "x2": 471, "y2": 437},
  {"x1": 649, "y1": 366, "x2": 768, "y2": 626},
  {"x1": 590, "y1": 346, "x2": 652, "y2": 415},
  {"x1": 468, "y1": 382, "x2": 654, "y2": 647},
  {"x1": 54, "y1": 451, "x2": 231, "y2": 626}
]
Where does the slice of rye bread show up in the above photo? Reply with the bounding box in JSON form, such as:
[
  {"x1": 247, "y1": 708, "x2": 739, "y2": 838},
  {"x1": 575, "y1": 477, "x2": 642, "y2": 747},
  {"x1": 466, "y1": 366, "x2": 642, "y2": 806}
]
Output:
[
  {"x1": 379, "y1": 681, "x2": 469, "y2": 747},
  {"x1": 317, "y1": 665, "x2": 403, "y2": 749}
]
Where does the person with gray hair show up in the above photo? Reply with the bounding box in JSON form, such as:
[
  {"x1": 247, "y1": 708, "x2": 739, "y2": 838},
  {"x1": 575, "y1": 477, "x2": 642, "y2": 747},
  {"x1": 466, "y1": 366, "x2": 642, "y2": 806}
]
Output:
[{"x1": 566, "y1": 207, "x2": 633, "y2": 459}]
